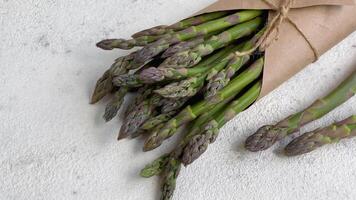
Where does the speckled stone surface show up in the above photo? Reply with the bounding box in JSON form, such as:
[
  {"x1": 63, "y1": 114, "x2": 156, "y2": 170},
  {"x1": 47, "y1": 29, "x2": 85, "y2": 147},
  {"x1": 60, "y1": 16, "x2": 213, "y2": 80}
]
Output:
[{"x1": 0, "y1": 1, "x2": 355, "y2": 199}]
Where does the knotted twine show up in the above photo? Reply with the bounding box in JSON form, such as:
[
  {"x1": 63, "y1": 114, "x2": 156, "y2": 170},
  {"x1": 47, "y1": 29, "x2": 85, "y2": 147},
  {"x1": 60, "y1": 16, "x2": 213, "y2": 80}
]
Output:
[{"x1": 235, "y1": 0, "x2": 320, "y2": 61}]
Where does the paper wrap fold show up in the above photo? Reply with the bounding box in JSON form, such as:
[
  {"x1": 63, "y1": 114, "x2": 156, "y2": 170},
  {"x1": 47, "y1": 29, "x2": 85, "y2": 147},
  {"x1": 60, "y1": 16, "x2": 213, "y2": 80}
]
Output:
[{"x1": 197, "y1": 0, "x2": 356, "y2": 97}]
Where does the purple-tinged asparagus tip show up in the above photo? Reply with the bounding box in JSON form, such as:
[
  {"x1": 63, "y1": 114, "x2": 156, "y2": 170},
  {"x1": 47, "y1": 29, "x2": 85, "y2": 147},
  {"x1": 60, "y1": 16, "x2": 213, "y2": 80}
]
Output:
[
  {"x1": 96, "y1": 39, "x2": 117, "y2": 50},
  {"x1": 245, "y1": 125, "x2": 281, "y2": 152},
  {"x1": 139, "y1": 67, "x2": 165, "y2": 83}
]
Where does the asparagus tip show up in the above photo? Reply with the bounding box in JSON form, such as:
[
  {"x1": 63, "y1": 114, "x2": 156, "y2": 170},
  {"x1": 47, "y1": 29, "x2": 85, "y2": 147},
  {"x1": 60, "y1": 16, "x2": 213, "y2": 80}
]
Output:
[
  {"x1": 284, "y1": 132, "x2": 319, "y2": 156},
  {"x1": 245, "y1": 125, "x2": 281, "y2": 152},
  {"x1": 139, "y1": 67, "x2": 165, "y2": 83},
  {"x1": 96, "y1": 39, "x2": 116, "y2": 50}
]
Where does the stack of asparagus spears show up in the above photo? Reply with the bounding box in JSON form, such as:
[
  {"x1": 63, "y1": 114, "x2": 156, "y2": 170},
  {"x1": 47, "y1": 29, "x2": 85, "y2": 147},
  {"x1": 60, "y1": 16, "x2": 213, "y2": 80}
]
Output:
[
  {"x1": 246, "y1": 71, "x2": 356, "y2": 156},
  {"x1": 91, "y1": 10, "x2": 266, "y2": 199}
]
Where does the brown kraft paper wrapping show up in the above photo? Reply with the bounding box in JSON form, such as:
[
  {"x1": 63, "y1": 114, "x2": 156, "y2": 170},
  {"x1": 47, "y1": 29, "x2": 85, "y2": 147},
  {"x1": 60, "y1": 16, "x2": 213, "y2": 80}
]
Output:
[{"x1": 196, "y1": 0, "x2": 356, "y2": 97}]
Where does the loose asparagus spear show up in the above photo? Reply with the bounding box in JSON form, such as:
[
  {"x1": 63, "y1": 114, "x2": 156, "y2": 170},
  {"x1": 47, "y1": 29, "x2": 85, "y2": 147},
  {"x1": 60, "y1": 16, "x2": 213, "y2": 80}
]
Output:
[
  {"x1": 132, "y1": 11, "x2": 232, "y2": 38},
  {"x1": 159, "y1": 17, "x2": 262, "y2": 69},
  {"x1": 133, "y1": 10, "x2": 263, "y2": 65},
  {"x1": 182, "y1": 81, "x2": 261, "y2": 165},
  {"x1": 285, "y1": 115, "x2": 356, "y2": 156},
  {"x1": 143, "y1": 57, "x2": 264, "y2": 151},
  {"x1": 246, "y1": 71, "x2": 356, "y2": 152}
]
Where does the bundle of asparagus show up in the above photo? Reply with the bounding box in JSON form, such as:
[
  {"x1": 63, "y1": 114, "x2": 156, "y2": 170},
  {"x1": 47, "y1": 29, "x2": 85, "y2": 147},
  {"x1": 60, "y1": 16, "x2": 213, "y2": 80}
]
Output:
[
  {"x1": 91, "y1": 10, "x2": 267, "y2": 199},
  {"x1": 245, "y1": 71, "x2": 356, "y2": 154}
]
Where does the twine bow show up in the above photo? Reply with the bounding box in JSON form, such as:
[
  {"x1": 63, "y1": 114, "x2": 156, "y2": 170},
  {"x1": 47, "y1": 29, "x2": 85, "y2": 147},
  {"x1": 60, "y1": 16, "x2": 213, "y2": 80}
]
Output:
[{"x1": 235, "y1": 0, "x2": 320, "y2": 61}]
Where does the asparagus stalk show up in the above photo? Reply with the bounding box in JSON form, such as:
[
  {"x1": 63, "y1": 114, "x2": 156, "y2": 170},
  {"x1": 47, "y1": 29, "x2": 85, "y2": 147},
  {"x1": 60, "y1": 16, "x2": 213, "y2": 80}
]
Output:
[
  {"x1": 205, "y1": 28, "x2": 265, "y2": 98},
  {"x1": 154, "y1": 76, "x2": 205, "y2": 99},
  {"x1": 161, "y1": 36, "x2": 206, "y2": 58},
  {"x1": 139, "y1": 43, "x2": 241, "y2": 83},
  {"x1": 143, "y1": 57, "x2": 264, "y2": 151},
  {"x1": 161, "y1": 30, "x2": 221, "y2": 58},
  {"x1": 141, "y1": 111, "x2": 177, "y2": 131},
  {"x1": 133, "y1": 10, "x2": 262, "y2": 65},
  {"x1": 285, "y1": 115, "x2": 356, "y2": 156},
  {"x1": 159, "y1": 17, "x2": 262, "y2": 69},
  {"x1": 160, "y1": 158, "x2": 181, "y2": 200},
  {"x1": 153, "y1": 43, "x2": 248, "y2": 99},
  {"x1": 168, "y1": 11, "x2": 232, "y2": 30},
  {"x1": 96, "y1": 35, "x2": 160, "y2": 50},
  {"x1": 132, "y1": 11, "x2": 232, "y2": 38},
  {"x1": 182, "y1": 81, "x2": 261, "y2": 165},
  {"x1": 140, "y1": 154, "x2": 171, "y2": 178},
  {"x1": 132, "y1": 25, "x2": 173, "y2": 38},
  {"x1": 246, "y1": 71, "x2": 356, "y2": 152}
]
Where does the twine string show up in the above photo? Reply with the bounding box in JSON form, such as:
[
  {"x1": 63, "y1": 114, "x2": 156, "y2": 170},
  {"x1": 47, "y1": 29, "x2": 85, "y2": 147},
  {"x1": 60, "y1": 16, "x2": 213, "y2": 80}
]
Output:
[{"x1": 235, "y1": 0, "x2": 320, "y2": 61}]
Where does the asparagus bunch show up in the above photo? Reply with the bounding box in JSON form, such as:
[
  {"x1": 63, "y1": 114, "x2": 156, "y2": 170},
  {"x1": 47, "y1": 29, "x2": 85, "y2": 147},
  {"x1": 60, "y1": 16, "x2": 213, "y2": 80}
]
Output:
[
  {"x1": 91, "y1": 9, "x2": 267, "y2": 200},
  {"x1": 245, "y1": 71, "x2": 356, "y2": 152}
]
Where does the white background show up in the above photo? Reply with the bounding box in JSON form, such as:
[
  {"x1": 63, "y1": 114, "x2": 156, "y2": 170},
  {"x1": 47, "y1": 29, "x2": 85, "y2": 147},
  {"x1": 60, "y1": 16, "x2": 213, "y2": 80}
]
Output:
[{"x1": 1, "y1": 0, "x2": 356, "y2": 199}]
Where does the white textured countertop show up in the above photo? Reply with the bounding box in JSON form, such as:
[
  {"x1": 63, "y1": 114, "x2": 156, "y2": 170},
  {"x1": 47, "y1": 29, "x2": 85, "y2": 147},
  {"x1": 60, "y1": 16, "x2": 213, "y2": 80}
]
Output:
[{"x1": 1, "y1": 1, "x2": 355, "y2": 199}]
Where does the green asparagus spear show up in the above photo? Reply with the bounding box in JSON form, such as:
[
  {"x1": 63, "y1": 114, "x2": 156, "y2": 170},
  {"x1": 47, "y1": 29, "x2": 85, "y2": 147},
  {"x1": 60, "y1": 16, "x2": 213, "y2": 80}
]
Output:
[
  {"x1": 143, "y1": 57, "x2": 264, "y2": 151},
  {"x1": 161, "y1": 36, "x2": 206, "y2": 58},
  {"x1": 103, "y1": 87, "x2": 129, "y2": 122},
  {"x1": 140, "y1": 154, "x2": 171, "y2": 178},
  {"x1": 154, "y1": 76, "x2": 205, "y2": 99},
  {"x1": 153, "y1": 43, "x2": 248, "y2": 99},
  {"x1": 160, "y1": 158, "x2": 181, "y2": 200},
  {"x1": 159, "y1": 17, "x2": 262, "y2": 69},
  {"x1": 182, "y1": 81, "x2": 261, "y2": 165},
  {"x1": 285, "y1": 115, "x2": 356, "y2": 156},
  {"x1": 205, "y1": 28, "x2": 265, "y2": 98},
  {"x1": 133, "y1": 10, "x2": 262, "y2": 65},
  {"x1": 246, "y1": 71, "x2": 356, "y2": 152},
  {"x1": 91, "y1": 52, "x2": 141, "y2": 103},
  {"x1": 168, "y1": 11, "x2": 232, "y2": 30},
  {"x1": 90, "y1": 69, "x2": 114, "y2": 104},
  {"x1": 96, "y1": 35, "x2": 161, "y2": 50},
  {"x1": 132, "y1": 25, "x2": 173, "y2": 38},
  {"x1": 140, "y1": 98, "x2": 229, "y2": 178},
  {"x1": 118, "y1": 94, "x2": 161, "y2": 140},
  {"x1": 141, "y1": 111, "x2": 177, "y2": 131},
  {"x1": 161, "y1": 30, "x2": 221, "y2": 58},
  {"x1": 160, "y1": 97, "x2": 190, "y2": 113},
  {"x1": 132, "y1": 11, "x2": 232, "y2": 38},
  {"x1": 139, "y1": 43, "x2": 241, "y2": 83},
  {"x1": 124, "y1": 86, "x2": 153, "y2": 117}
]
